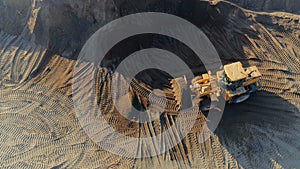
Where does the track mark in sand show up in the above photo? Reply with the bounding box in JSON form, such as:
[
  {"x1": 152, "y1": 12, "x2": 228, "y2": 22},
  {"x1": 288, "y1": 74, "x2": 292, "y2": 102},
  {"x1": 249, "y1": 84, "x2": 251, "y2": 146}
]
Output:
[
  {"x1": 243, "y1": 23, "x2": 300, "y2": 107},
  {"x1": 27, "y1": 0, "x2": 41, "y2": 34},
  {"x1": 0, "y1": 25, "x2": 250, "y2": 169},
  {"x1": 0, "y1": 84, "x2": 133, "y2": 168},
  {"x1": 0, "y1": 31, "x2": 46, "y2": 88}
]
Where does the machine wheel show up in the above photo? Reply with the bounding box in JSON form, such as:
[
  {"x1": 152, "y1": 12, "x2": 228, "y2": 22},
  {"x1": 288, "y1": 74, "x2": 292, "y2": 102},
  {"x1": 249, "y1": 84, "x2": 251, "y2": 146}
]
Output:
[
  {"x1": 229, "y1": 93, "x2": 250, "y2": 104},
  {"x1": 248, "y1": 84, "x2": 257, "y2": 93}
]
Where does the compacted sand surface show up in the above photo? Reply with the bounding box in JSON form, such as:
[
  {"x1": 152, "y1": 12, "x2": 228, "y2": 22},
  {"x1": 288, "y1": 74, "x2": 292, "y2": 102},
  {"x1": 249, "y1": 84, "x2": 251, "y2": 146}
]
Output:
[{"x1": 0, "y1": 0, "x2": 299, "y2": 168}]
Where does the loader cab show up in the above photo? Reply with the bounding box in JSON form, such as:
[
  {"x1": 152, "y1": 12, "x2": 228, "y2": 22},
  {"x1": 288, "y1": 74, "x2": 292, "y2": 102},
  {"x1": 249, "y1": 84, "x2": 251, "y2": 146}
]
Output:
[
  {"x1": 221, "y1": 62, "x2": 247, "y2": 90},
  {"x1": 217, "y1": 62, "x2": 262, "y2": 103}
]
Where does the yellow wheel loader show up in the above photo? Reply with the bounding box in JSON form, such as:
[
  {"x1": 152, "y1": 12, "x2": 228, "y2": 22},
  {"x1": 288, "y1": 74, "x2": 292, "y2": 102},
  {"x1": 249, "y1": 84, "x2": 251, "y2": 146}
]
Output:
[
  {"x1": 172, "y1": 61, "x2": 262, "y2": 111},
  {"x1": 216, "y1": 61, "x2": 262, "y2": 104}
]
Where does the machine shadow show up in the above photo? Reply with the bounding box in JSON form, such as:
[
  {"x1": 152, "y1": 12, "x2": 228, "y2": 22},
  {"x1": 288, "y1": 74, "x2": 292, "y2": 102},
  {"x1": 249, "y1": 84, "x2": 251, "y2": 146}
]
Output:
[{"x1": 215, "y1": 90, "x2": 300, "y2": 168}]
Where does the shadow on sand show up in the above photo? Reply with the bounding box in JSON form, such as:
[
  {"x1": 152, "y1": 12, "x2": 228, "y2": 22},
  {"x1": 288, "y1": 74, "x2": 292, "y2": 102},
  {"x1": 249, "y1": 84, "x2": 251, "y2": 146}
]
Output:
[{"x1": 216, "y1": 90, "x2": 300, "y2": 168}]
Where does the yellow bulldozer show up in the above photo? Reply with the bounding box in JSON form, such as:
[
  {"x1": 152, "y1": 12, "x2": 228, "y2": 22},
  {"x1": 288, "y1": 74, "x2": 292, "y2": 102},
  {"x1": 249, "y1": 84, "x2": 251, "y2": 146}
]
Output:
[{"x1": 172, "y1": 61, "x2": 262, "y2": 111}]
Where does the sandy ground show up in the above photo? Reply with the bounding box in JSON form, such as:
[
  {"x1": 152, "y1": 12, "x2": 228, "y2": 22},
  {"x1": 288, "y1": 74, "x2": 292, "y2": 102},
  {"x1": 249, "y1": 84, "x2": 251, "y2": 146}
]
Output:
[{"x1": 0, "y1": 0, "x2": 299, "y2": 168}]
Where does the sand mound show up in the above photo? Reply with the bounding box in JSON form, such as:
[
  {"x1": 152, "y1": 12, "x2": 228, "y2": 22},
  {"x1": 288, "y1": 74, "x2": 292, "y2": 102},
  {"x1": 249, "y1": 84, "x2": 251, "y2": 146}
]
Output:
[
  {"x1": 0, "y1": 0, "x2": 299, "y2": 168},
  {"x1": 227, "y1": 0, "x2": 300, "y2": 14}
]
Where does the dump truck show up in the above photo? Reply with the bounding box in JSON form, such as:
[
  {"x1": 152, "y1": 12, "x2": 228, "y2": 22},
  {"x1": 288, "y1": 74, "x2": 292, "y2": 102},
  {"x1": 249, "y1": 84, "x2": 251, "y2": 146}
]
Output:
[{"x1": 172, "y1": 61, "x2": 262, "y2": 111}]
